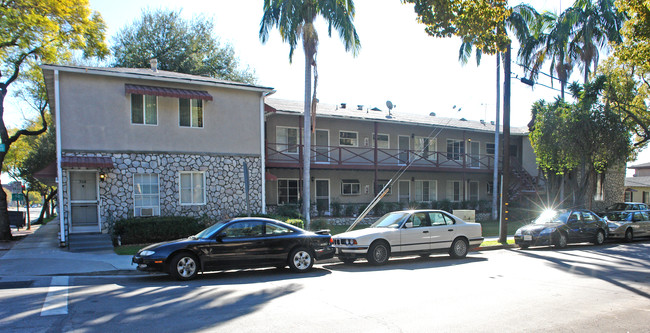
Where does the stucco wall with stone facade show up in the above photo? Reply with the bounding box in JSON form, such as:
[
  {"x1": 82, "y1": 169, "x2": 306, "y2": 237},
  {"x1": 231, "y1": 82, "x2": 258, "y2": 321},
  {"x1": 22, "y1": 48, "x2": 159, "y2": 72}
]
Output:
[{"x1": 61, "y1": 152, "x2": 263, "y2": 233}]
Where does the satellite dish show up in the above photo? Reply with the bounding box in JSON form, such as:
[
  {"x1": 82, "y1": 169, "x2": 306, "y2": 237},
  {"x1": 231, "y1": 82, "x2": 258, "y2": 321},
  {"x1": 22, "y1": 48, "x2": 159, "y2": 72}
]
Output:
[{"x1": 386, "y1": 100, "x2": 394, "y2": 110}]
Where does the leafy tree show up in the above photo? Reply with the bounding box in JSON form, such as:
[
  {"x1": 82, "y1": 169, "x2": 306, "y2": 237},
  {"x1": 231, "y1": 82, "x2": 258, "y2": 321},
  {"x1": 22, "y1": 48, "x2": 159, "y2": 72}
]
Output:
[
  {"x1": 530, "y1": 79, "x2": 633, "y2": 207},
  {"x1": 112, "y1": 9, "x2": 256, "y2": 84},
  {"x1": 0, "y1": 0, "x2": 107, "y2": 241},
  {"x1": 259, "y1": 0, "x2": 361, "y2": 228}
]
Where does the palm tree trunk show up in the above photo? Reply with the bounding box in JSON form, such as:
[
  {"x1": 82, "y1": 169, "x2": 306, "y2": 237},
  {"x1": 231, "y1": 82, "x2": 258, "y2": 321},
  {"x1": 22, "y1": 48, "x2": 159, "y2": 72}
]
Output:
[{"x1": 303, "y1": 48, "x2": 312, "y2": 229}]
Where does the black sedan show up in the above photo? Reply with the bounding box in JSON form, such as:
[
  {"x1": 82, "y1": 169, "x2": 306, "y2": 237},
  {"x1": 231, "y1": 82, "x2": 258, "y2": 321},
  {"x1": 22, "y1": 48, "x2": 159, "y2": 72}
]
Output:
[
  {"x1": 514, "y1": 209, "x2": 608, "y2": 249},
  {"x1": 132, "y1": 217, "x2": 335, "y2": 280}
]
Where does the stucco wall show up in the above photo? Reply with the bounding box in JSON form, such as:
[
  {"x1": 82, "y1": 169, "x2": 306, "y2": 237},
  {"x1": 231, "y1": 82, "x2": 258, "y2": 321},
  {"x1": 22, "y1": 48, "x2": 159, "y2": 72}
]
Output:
[{"x1": 58, "y1": 72, "x2": 262, "y2": 155}]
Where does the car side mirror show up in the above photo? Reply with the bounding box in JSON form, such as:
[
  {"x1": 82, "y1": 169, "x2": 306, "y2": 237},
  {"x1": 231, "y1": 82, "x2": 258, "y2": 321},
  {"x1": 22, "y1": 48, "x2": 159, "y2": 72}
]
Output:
[
  {"x1": 404, "y1": 222, "x2": 413, "y2": 229},
  {"x1": 215, "y1": 233, "x2": 225, "y2": 242}
]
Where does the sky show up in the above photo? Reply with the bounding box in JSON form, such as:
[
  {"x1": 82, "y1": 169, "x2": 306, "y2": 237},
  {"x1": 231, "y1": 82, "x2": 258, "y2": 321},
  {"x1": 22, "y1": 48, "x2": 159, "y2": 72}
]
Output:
[{"x1": 4, "y1": 0, "x2": 648, "y2": 177}]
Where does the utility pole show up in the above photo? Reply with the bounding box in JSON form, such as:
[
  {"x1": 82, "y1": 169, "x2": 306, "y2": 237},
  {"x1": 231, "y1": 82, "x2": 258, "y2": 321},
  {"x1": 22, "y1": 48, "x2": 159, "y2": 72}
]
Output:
[
  {"x1": 499, "y1": 44, "x2": 512, "y2": 244},
  {"x1": 492, "y1": 52, "x2": 501, "y2": 220}
]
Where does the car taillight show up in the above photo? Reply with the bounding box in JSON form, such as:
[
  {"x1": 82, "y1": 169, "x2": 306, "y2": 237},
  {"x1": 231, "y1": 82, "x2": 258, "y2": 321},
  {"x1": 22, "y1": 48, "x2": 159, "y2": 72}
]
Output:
[{"x1": 329, "y1": 237, "x2": 333, "y2": 244}]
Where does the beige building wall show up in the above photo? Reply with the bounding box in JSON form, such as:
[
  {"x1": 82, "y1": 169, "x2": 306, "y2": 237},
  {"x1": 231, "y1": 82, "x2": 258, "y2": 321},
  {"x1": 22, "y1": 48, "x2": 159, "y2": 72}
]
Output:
[{"x1": 58, "y1": 72, "x2": 262, "y2": 155}]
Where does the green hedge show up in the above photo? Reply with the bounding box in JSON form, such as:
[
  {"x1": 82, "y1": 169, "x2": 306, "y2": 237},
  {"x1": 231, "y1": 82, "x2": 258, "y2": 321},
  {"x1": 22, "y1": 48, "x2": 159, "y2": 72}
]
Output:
[{"x1": 111, "y1": 216, "x2": 207, "y2": 245}]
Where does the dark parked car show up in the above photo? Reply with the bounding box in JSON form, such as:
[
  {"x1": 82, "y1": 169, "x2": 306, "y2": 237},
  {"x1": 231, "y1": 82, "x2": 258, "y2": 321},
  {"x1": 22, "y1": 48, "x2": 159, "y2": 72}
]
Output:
[
  {"x1": 132, "y1": 217, "x2": 335, "y2": 280},
  {"x1": 514, "y1": 209, "x2": 608, "y2": 249}
]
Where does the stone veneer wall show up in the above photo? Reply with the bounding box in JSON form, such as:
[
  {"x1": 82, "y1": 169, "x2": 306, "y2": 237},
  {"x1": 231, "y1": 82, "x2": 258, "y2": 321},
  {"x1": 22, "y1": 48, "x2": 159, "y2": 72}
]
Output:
[{"x1": 61, "y1": 152, "x2": 263, "y2": 233}]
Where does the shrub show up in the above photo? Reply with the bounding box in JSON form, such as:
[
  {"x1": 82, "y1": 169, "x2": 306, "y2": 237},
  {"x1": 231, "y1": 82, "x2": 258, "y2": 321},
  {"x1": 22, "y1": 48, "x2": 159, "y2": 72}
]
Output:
[
  {"x1": 112, "y1": 216, "x2": 207, "y2": 245},
  {"x1": 276, "y1": 204, "x2": 301, "y2": 218},
  {"x1": 373, "y1": 201, "x2": 385, "y2": 216},
  {"x1": 285, "y1": 218, "x2": 304, "y2": 229},
  {"x1": 344, "y1": 205, "x2": 356, "y2": 217},
  {"x1": 331, "y1": 202, "x2": 342, "y2": 217},
  {"x1": 310, "y1": 219, "x2": 330, "y2": 230}
]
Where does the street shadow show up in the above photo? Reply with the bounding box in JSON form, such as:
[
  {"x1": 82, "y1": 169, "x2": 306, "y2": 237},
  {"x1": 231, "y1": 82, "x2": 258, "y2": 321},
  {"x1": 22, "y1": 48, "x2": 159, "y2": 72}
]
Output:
[
  {"x1": 511, "y1": 241, "x2": 650, "y2": 300},
  {"x1": 130, "y1": 266, "x2": 332, "y2": 286},
  {"x1": 322, "y1": 254, "x2": 487, "y2": 272}
]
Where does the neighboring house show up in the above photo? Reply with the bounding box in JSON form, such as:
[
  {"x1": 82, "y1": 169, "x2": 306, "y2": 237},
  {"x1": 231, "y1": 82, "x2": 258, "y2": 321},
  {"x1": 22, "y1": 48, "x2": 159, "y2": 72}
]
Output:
[
  {"x1": 41, "y1": 63, "x2": 274, "y2": 245},
  {"x1": 625, "y1": 162, "x2": 650, "y2": 203},
  {"x1": 264, "y1": 99, "x2": 542, "y2": 216}
]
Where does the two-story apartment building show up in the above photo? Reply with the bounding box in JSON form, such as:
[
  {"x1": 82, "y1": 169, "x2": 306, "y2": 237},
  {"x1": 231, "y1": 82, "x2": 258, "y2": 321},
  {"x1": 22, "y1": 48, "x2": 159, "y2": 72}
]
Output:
[
  {"x1": 264, "y1": 99, "x2": 541, "y2": 215},
  {"x1": 42, "y1": 64, "x2": 274, "y2": 245}
]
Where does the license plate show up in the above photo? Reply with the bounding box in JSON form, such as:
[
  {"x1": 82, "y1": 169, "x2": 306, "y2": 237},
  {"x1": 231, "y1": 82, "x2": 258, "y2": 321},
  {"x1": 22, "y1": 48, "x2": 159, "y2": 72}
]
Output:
[{"x1": 524, "y1": 235, "x2": 532, "y2": 241}]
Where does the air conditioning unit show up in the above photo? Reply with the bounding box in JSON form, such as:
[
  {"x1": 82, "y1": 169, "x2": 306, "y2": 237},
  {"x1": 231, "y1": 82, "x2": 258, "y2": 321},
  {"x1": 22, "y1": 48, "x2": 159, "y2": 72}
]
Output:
[{"x1": 140, "y1": 208, "x2": 154, "y2": 217}]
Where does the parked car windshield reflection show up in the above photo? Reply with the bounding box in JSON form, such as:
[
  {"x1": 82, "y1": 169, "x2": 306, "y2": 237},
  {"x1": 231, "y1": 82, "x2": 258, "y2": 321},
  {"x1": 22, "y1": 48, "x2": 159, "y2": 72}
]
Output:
[
  {"x1": 194, "y1": 222, "x2": 227, "y2": 239},
  {"x1": 370, "y1": 212, "x2": 410, "y2": 228},
  {"x1": 605, "y1": 212, "x2": 633, "y2": 221},
  {"x1": 534, "y1": 210, "x2": 570, "y2": 224}
]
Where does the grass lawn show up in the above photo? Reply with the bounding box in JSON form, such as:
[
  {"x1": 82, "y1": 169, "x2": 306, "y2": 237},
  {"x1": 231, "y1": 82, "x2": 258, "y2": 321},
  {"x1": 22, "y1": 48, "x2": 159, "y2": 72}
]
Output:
[{"x1": 114, "y1": 244, "x2": 149, "y2": 256}]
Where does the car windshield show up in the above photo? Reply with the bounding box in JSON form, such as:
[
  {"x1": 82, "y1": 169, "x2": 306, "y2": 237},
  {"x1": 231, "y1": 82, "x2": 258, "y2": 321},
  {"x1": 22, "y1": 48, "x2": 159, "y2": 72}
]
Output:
[
  {"x1": 194, "y1": 222, "x2": 227, "y2": 239},
  {"x1": 370, "y1": 212, "x2": 410, "y2": 228},
  {"x1": 534, "y1": 210, "x2": 570, "y2": 224},
  {"x1": 605, "y1": 212, "x2": 632, "y2": 221}
]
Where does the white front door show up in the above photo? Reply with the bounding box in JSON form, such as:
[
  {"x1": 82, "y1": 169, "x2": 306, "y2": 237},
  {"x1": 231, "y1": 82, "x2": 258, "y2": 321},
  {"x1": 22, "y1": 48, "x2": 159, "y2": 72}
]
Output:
[{"x1": 69, "y1": 171, "x2": 100, "y2": 233}]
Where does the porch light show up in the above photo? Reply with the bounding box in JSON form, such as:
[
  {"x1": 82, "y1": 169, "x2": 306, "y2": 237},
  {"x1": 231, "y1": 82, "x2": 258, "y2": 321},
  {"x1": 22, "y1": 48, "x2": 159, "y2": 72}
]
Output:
[{"x1": 99, "y1": 172, "x2": 106, "y2": 182}]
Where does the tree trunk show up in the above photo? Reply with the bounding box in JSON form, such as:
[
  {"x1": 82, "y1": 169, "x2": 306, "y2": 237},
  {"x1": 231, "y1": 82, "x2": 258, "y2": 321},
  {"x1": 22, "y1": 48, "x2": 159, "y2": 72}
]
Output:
[
  {"x1": 0, "y1": 179, "x2": 13, "y2": 241},
  {"x1": 303, "y1": 48, "x2": 313, "y2": 229}
]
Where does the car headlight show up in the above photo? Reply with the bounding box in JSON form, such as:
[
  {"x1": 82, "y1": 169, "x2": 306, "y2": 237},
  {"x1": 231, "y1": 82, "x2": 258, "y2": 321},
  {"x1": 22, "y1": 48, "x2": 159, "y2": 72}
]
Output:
[
  {"x1": 139, "y1": 250, "x2": 155, "y2": 256},
  {"x1": 539, "y1": 228, "x2": 553, "y2": 235}
]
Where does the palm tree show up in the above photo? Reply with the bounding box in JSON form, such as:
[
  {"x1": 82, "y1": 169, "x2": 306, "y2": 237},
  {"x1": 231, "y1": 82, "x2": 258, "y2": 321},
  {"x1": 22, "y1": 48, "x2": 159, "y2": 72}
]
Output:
[
  {"x1": 567, "y1": 0, "x2": 624, "y2": 83},
  {"x1": 519, "y1": 10, "x2": 575, "y2": 99},
  {"x1": 259, "y1": 0, "x2": 361, "y2": 228}
]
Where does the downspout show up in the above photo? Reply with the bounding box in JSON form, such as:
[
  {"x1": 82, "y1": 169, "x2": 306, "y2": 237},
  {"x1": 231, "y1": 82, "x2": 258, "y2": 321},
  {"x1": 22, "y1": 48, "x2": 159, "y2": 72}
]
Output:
[
  {"x1": 260, "y1": 95, "x2": 266, "y2": 214},
  {"x1": 54, "y1": 70, "x2": 65, "y2": 246}
]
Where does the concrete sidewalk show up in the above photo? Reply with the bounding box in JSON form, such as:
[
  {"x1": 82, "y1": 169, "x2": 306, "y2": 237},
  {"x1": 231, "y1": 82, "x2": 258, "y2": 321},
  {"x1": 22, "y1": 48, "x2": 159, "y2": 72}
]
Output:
[{"x1": 0, "y1": 218, "x2": 137, "y2": 277}]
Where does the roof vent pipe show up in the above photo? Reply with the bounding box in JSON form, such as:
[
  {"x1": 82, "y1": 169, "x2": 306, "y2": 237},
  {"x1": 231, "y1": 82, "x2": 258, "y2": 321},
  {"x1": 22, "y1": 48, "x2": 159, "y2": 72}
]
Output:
[{"x1": 150, "y1": 59, "x2": 158, "y2": 72}]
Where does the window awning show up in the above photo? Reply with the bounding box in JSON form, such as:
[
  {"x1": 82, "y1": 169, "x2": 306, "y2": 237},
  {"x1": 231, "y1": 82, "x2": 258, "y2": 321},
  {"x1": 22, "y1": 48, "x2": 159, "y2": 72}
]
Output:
[
  {"x1": 125, "y1": 84, "x2": 213, "y2": 101},
  {"x1": 61, "y1": 156, "x2": 114, "y2": 168}
]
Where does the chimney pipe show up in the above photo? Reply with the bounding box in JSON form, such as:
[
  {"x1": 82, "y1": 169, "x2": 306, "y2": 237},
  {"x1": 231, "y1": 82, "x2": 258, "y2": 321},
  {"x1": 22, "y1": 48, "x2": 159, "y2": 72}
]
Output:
[{"x1": 150, "y1": 59, "x2": 158, "y2": 72}]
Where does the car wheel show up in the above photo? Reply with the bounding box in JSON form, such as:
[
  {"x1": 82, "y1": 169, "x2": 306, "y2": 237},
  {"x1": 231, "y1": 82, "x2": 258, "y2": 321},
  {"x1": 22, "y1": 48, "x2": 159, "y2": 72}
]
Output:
[
  {"x1": 519, "y1": 244, "x2": 529, "y2": 249},
  {"x1": 594, "y1": 230, "x2": 605, "y2": 245},
  {"x1": 555, "y1": 232, "x2": 568, "y2": 249},
  {"x1": 449, "y1": 238, "x2": 469, "y2": 258},
  {"x1": 624, "y1": 228, "x2": 634, "y2": 243},
  {"x1": 169, "y1": 253, "x2": 199, "y2": 281},
  {"x1": 340, "y1": 257, "x2": 356, "y2": 265},
  {"x1": 367, "y1": 241, "x2": 390, "y2": 265},
  {"x1": 288, "y1": 247, "x2": 314, "y2": 272}
]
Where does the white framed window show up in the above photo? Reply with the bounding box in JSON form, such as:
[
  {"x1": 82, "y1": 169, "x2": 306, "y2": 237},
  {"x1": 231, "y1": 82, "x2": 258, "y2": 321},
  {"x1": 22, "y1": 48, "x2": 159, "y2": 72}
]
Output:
[
  {"x1": 373, "y1": 133, "x2": 390, "y2": 149},
  {"x1": 625, "y1": 190, "x2": 633, "y2": 202},
  {"x1": 341, "y1": 179, "x2": 360, "y2": 195},
  {"x1": 446, "y1": 139, "x2": 464, "y2": 161},
  {"x1": 179, "y1": 171, "x2": 205, "y2": 205},
  {"x1": 179, "y1": 98, "x2": 203, "y2": 128},
  {"x1": 131, "y1": 94, "x2": 157, "y2": 125},
  {"x1": 486, "y1": 143, "x2": 495, "y2": 155},
  {"x1": 339, "y1": 131, "x2": 358, "y2": 147},
  {"x1": 447, "y1": 180, "x2": 462, "y2": 202},
  {"x1": 415, "y1": 180, "x2": 437, "y2": 202},
  {"x1": 376, "y1": 180, "x2": 392, "y2": 196},
  {"x1": 278, "y1": 179, "x2": 300, "y2": 204},
  {"x1": 487, "y1": 181, "x2": 494, "y2": 195},
  {"x1": 134, "y1": 174, "x2": 160, "y2": 217},
  {"x1": 276, "y1": 127, "x2": 299, "y2": 154},
  {"x1": 415, "y1": 136, "x2": 437, "y2": 161}
]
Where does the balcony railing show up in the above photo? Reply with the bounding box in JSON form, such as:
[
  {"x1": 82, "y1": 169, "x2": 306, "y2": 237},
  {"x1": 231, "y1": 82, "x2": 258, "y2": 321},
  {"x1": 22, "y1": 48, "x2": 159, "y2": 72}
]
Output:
[{"x1": 266, "y1": 142, "x2": 497, "y2": 171}]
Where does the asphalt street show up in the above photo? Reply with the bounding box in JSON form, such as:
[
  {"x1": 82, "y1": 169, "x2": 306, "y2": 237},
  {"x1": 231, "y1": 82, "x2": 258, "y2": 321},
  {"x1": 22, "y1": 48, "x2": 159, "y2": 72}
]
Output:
[{"x1": 1, "y1": 240, "x2": 648, "y2": 332}]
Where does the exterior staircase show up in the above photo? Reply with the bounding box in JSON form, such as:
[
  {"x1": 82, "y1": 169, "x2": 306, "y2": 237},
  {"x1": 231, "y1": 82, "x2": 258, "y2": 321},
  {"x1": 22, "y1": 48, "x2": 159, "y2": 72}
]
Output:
[
  {"x1": 68, "y1": 233, "x2": 114, "y2": 252},
  {"x1": 508, "y1": 158, "x2": 544, "y2": 201}
]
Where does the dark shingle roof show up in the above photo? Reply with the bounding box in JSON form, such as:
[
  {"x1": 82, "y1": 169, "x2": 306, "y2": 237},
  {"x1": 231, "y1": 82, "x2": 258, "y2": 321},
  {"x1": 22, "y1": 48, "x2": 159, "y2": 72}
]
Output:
[{"x1": 625, "y1": 176, "x2": 650, "y2": 187}]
